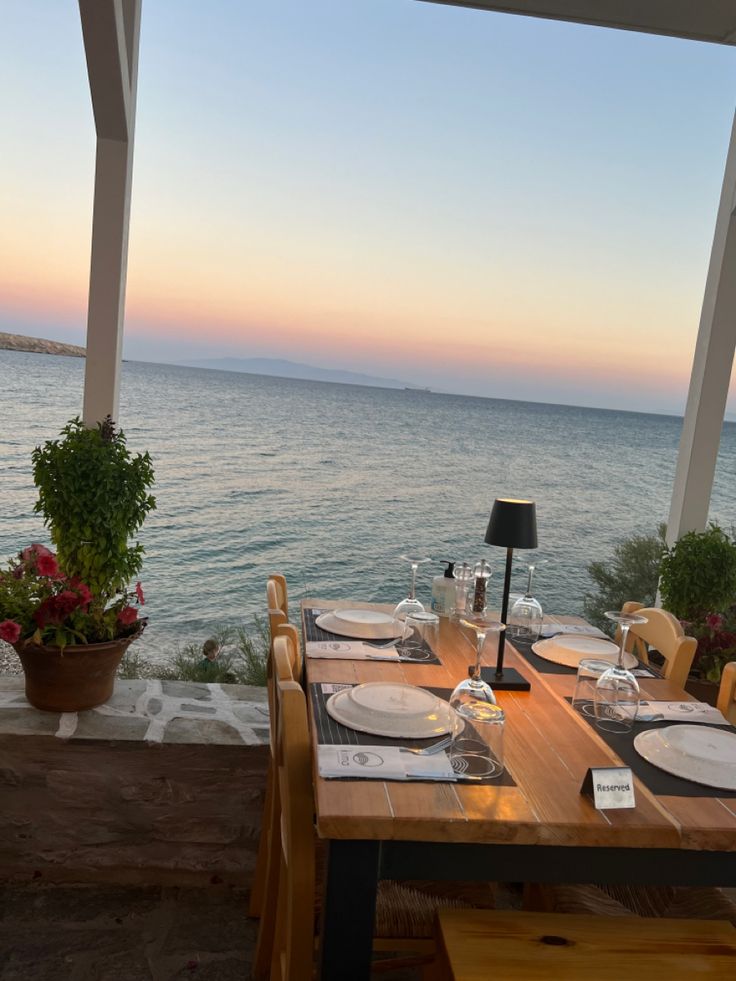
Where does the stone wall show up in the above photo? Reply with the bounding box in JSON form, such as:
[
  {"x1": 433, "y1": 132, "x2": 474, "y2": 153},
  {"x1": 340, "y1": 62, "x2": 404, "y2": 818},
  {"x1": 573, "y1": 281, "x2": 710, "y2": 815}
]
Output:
[{"x1": 0, "y1": 678, "x2": 269, "y2": 887}]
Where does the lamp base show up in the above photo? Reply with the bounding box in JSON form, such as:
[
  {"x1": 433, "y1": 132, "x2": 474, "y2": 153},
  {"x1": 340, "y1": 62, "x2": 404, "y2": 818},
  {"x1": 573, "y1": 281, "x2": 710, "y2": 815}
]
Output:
[{"x1": 469, "y1": 666, "x2": 531, "y2": 692}]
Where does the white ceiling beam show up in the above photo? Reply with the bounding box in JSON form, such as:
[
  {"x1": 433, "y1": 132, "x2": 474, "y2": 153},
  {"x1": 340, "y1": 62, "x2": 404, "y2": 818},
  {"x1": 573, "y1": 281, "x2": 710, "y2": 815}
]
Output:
[{"x1": 79, "y1": 0, "x2": 141, "y2": 426}]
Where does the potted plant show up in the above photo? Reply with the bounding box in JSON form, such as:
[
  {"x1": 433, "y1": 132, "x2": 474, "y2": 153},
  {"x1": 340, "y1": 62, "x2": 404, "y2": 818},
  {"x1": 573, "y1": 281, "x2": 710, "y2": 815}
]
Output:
[
  {"x1": 659, "y1": 524, "x2": 736, "y2": 699},
  {"x1": 0, "y1": 416, "x2": 155, "y2": 711}
]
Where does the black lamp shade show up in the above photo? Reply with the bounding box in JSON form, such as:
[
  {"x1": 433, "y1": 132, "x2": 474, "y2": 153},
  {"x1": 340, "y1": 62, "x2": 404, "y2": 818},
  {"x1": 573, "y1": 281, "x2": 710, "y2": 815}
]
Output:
[{"x1": 485, "y1": 498, "x2": 538, "y2": 550}]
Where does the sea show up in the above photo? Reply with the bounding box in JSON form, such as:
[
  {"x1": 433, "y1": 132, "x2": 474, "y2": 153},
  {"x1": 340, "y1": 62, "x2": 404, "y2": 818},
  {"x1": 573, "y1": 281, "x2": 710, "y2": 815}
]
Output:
[{"x1": 2, "y1": 349, "x2": 735, "y2": 663}]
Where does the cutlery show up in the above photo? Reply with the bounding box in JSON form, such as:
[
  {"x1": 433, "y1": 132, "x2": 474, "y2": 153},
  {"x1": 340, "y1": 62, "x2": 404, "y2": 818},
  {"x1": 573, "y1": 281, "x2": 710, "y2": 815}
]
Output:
[{"x1": 398, "y1": 736, "x2": 452, "y2": 756}]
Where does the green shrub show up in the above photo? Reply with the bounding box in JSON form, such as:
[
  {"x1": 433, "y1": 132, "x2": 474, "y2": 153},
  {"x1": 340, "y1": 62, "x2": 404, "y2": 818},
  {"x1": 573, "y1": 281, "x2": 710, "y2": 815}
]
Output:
[
  {"x1": 659, "y1": 524, "x2": 736, "y2": 622},
  {"x1": 583, "y1": 525, "x2": 666, "y2": 632},
  {"x1": 118, "y1": 617, "x2": 271, "y2": 686}
]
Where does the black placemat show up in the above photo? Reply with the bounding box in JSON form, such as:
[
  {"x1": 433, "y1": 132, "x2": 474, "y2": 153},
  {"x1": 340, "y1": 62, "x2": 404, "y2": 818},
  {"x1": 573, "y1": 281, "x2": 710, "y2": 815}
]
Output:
[
  {"x1": 513, "y1": 636, "x2": 659, "y2": 679},
  {"x1": 303, "y1": 606, "x2": 441, "y2": 665},
  {"x1": 310, "y1": 682, "x2": 515, "y2": 787},
  {"x1": 568, "y1": 698, "x2": 736, "y2": 799}
]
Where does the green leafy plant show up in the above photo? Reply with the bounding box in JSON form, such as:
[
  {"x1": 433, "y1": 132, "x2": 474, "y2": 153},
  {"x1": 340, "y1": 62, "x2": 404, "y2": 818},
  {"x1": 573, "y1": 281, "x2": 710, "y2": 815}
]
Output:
[
  {"x1": 584, "y1": 525, "x2": 666, "y2": 632},
  {"x1": 32, "y1": 417, "x2": 155, "y2": 601},
  {"x1": 659, "y1": 524, "x2": 736, "y2": 622},
  {"x1": 0, "y1": 417, "x2": 155, "y2": 648}
]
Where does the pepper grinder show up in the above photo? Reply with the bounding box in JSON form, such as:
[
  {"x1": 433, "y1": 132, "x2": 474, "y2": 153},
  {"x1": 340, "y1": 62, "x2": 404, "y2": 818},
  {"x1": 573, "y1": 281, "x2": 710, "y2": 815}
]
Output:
[{"x1": 472, "y1": 559, "x2": 492, "y2": 613}]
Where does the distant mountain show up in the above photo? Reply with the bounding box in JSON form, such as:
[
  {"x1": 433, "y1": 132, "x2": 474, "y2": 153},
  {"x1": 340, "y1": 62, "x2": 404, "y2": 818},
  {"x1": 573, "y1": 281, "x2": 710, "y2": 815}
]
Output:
[
  {"x1": 0, "y1": 332, "x2": 84, "y2": 358},
  {"x1": 181, "y1": 356, "x2": 417, "y2": 390}
]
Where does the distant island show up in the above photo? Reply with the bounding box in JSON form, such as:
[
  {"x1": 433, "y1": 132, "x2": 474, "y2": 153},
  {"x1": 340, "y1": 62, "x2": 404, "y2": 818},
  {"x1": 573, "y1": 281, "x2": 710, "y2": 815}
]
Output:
[
  {"x1": 182, "y1": 356, "x2": 419, "y2": 391},
  {"x1": 0, "y1": 331, "x2": 85, "y2": 358}
]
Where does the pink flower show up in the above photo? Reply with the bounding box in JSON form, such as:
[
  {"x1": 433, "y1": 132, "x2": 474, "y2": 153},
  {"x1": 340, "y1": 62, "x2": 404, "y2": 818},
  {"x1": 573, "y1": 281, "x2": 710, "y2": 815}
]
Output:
[
  {"x1": 36, "y1": 553, "x2": 59, "y2": 578},
  {"x1": 21, "y1": 543, "x2": 53, "y2": 563},
  {"x1": 135, "y1": 582, "x2": 145, "y2": 605},
  {"x1": 118, "y1": 606, "x2": 138, "y2": 626},
  {"x1": 0, "y1": 620, "x2": 21, "y2": 644},
  {"x1": 706, "y1": 613, "x2": 724, "y2": 632}
]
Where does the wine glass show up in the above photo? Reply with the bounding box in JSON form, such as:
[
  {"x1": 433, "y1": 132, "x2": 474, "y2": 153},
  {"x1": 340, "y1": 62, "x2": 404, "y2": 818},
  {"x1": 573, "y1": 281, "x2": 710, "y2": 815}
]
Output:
[
  {"x1": 593, "y1": 610, "x2": 648, "y2": 733},
  {"x1": 509, "y1": 559, "x2": 546, "y2": 641},
  {"x1": 392, "y1": 554, "x2": 431, "y2": 620},
  {"x1": 604, "y1": 610, "x2": 648, "y2": 670},
  {"x1": 449, "y1": 613, "x2": 505, "y2": 779}
]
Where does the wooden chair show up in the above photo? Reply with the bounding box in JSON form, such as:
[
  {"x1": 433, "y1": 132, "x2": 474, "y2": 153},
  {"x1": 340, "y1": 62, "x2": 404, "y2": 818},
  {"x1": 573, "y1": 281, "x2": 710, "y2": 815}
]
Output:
[
  {"x1": 251, "y1": 576, "x2": 297, "y2": 921},
  {"x1": 251, "y1": 630, "x2": 300, "y2": 976},
  {"x1": 619, "y1": 601, "x2": 697, "y2": 689},
  {"x1": 268, "y1": 573, "x2": 289, "y2": 620},
  {"x1": 249, "y1": 612, "x2": 299, "y2": 920},
  {"x1": 258, "y1": 649, "x2": 475, "y2": 980},
  {"x1": 717, "y1": 660, "x2": 736, "y2": 724},
  {"x1": 433, "y1": 909, "x2": 736, "y2": 981}
]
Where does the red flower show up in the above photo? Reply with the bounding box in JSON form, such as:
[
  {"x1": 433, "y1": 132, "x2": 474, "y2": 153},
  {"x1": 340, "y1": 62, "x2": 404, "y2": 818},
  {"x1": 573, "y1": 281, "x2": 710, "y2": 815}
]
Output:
[
  {"x1": 135, "y1": 582, "x2": 145, "y2": 605},
  {"x1": 36, "y1": 553, "x2": 59, "y2": 578},
  {"x1": 706, "y1": 613, "x2": 724, "y2": 632},
  {"x1": 69, "y1": 578, "x2": 93, "y2": 609},
  {"x1": 118, "y1": 605, "x2": 138, "y2": 626},
  {"x1": 0, "y1": 620, "x2": 21, "y2": 644},
  {"x1": 34, "y1": 590, "x2": 83, "y2": 629}
]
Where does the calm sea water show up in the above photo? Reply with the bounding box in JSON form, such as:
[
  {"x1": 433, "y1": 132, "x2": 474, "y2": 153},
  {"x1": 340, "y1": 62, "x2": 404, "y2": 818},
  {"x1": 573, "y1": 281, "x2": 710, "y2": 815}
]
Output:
[{"x1": 2, "y1": 350, "x2": 735, "y2": 662}]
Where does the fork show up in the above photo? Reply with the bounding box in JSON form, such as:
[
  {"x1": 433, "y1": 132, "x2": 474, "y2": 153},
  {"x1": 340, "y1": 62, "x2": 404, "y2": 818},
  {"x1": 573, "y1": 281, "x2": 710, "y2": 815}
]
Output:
[{"x1": 398, "y1": 736, "x2": 452, "y2": 756}]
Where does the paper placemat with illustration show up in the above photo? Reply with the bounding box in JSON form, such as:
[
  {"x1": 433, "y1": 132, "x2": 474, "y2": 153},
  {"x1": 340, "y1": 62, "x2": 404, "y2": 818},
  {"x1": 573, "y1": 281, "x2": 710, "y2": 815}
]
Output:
[
  {"x1": 310, "y1": 682, "x2": 515, "y2": 787},
  {"x1": 303, "y1": 606, "x2": 441, "y2": 665}
]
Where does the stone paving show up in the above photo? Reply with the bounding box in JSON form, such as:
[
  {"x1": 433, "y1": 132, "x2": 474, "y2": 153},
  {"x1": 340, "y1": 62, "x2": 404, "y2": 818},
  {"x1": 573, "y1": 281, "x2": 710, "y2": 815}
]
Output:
[{"x1": 0, "y1": 881, "x2": 421, "y2": 981}]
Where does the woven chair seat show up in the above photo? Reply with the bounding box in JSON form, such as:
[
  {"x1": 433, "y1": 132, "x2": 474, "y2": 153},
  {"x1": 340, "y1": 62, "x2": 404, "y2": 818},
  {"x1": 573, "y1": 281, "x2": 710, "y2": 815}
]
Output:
[
  {"x1": 374, "y1": 881, "x2": 470, "y2": 939},
  {"x1": 544, "y1": 883, "x2": 736, "y2": 925}
]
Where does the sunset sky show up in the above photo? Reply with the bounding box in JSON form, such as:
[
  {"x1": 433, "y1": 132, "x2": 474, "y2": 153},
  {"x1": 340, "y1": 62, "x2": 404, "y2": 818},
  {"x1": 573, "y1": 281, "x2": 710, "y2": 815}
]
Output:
[{"x1": 2, "y1": 0, "x2": 736, "y2": 413}]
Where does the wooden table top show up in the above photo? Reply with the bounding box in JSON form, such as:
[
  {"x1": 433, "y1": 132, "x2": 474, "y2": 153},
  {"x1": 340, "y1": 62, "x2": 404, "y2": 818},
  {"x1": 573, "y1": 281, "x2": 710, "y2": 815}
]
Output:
[{"x1": 303, "y1": 599, "x2": 736, "y2": 851}]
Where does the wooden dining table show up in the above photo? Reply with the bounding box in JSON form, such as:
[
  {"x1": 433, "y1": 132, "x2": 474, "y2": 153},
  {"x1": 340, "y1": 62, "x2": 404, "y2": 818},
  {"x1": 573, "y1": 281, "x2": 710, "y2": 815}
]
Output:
[{"x1": 302, "y1": 599, "x2": 736, "y2": 981}]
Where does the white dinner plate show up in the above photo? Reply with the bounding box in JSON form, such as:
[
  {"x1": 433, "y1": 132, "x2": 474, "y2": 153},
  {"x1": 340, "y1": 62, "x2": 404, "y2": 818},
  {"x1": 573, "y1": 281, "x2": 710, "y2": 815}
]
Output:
[
  {"x1": 326, "y1": 682, "x2": 454, "y2": 738},
  {"x1": 531, "y1": 635, "x2": 635, "y2": 670},
  {"x1": 315, "y1": 610, "x2": 406, "y2": 640},
  {"x1": 633, "y1": 725, "x2": 736, "y2": 791}
]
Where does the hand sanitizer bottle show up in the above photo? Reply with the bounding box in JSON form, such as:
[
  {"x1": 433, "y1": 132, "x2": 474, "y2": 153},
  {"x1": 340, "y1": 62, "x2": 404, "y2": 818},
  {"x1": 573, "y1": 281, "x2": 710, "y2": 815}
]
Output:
[{"x1": 431, "y1": 561, "x2": 456, "y2": 617}]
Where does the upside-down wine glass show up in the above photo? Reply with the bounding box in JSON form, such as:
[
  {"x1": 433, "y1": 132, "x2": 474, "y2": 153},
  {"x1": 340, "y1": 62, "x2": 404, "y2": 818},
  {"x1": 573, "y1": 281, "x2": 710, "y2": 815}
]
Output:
[
  {"x1": 509, "y1": 559, "x2": 547, "y2": 641},
  {"x1": 393, "y1": 554, "x2": 432, "y2": 621},
  {"x1": 449, "y1": 614, "x2": 506, "y2": 779},
  {"x1": 593, "y1": 610, "x2": 648, "y2": 732}
]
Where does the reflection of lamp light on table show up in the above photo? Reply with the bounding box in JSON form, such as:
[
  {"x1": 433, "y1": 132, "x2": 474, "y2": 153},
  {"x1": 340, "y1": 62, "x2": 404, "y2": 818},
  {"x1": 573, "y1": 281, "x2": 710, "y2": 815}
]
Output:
[{"x1": 483, "y1": 498, "x2": 537, "y2": 691}]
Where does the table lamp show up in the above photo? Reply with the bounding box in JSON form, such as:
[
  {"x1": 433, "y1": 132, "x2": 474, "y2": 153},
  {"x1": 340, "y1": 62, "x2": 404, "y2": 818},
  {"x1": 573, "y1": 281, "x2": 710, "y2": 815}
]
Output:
[{"x1": 483, "y1": 498, "x2": 537, "y2": 691}]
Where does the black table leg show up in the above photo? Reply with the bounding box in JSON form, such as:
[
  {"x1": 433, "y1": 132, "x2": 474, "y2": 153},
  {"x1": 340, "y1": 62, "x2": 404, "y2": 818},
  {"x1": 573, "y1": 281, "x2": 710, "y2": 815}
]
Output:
[{"x1": 318, "y1": 839, "x2": 380, "y2": 981}]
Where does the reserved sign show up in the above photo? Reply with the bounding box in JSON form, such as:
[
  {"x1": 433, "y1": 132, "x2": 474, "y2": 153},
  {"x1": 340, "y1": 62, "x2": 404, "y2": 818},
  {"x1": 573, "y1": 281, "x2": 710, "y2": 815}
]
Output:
[{"x1": 581, "y1": 766, "x2": 636, "y2": 810}]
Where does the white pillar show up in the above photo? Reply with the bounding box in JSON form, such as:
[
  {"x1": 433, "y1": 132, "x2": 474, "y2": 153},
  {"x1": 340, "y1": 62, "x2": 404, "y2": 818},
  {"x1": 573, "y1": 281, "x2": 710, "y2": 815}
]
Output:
[
  {"x1": 667, "y1": 109, "x2": 736, "y2": 544},
  {"x1": 79, "y1": 0, "x2": 141, "y2": 426}
]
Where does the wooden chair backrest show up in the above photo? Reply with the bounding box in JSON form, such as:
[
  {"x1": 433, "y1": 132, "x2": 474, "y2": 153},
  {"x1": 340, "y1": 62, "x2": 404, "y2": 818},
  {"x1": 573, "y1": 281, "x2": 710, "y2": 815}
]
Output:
[
  {"x1": 717, "y1": 661, "x2": 736, "y2": 725},
  {"x1": 271, "y1": 671, "x2": 315, "y2": 981},
  {"x1": 267, "y1": 574, "x2": 289, "y2": 618},
  {"x1": 268, "y1": 633, "x2": 298, "y2": 754},
  {"x1": 621, "y1": 602, "x2": 697, "y2": 690}
]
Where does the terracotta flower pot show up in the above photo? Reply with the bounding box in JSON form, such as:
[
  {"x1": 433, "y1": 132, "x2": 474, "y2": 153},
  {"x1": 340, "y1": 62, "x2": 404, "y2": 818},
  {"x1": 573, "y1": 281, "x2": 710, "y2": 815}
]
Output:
[{"x1": 14, "y1": 622, "x2": 146, "y2": 713}]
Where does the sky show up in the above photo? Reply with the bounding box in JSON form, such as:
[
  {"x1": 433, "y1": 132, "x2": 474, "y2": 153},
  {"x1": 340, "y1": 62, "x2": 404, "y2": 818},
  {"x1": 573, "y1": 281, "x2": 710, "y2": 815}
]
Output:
[{"x1": 1, "y1": 0, "x2": 736, "y2": 413}]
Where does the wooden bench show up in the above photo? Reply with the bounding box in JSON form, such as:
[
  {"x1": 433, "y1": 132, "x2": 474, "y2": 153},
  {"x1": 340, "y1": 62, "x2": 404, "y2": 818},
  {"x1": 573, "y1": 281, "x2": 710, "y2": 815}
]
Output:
[{"x1": 433, "y1": 909, "x2": 736, "y2": 980}]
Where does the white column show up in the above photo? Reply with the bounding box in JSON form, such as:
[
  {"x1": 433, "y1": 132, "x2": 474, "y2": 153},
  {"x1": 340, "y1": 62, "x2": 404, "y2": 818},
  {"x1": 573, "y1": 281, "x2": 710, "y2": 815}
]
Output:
[
  {"x1": 79, "y1": 0, "x2": 141, "y2": 426},
  {"x1": 667, "y1": 109, "x2": 736, "y2": 544}
]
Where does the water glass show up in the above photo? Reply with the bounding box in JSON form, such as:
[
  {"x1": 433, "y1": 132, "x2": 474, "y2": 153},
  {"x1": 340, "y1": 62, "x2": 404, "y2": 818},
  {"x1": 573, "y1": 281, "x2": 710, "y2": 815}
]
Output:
[
  {"x1": 449, "y1": 698, "x2": 505, "y2": 780},
  {"x1": 594, "y1": 666, "x2": 640, "y2": 733},
  {"x1": 399, "y1": 611, "x2": 439, "y2": 658},
  {"x1": 573, "y1": 658, "x2": 615, "y2": 715}
]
